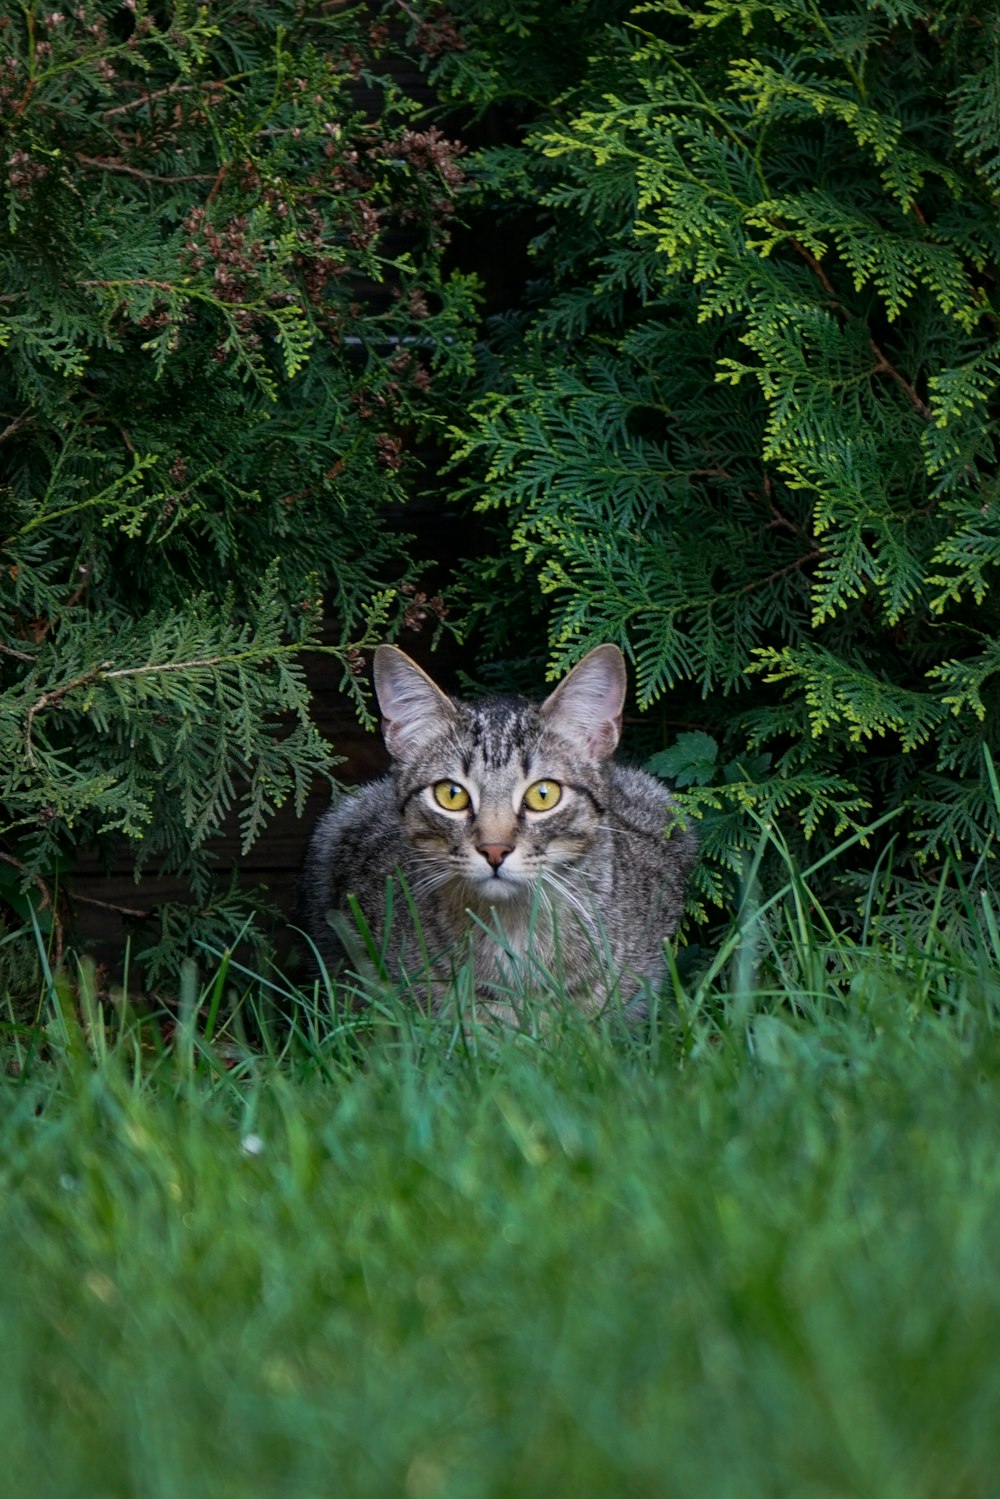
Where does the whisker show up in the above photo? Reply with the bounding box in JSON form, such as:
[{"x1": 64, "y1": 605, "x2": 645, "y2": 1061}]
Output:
[
  {"x1": 406, "y1": 874, "x2": 453, "y2": 898},
  {"x1": 540, "y1": 869, "x2": 599, "y2": 935},
  {"x1": 405, "y1": 855, "x2": 461, "y2": 899}
]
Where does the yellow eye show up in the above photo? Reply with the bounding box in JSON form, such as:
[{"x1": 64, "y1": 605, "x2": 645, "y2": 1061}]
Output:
[
  {"x1": 523, "y1": 779, "x2": 562, "y2": 812},
  {"x1": 433, "y1": 781, "x2": 471, "y2": 811}
]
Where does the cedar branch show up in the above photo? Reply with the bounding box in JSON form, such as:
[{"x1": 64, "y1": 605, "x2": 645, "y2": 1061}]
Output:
[
  {"x1": 785, "y1": 230, "x2": 932, "y2": 421},
  {"x1": 75, "y1": 154, "x2": 216, "y2": 185}
]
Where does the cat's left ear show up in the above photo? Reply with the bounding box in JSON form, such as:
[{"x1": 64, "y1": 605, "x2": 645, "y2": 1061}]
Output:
[{"x1": 541, "y1": 644, "x2": 627, "y2": 760}]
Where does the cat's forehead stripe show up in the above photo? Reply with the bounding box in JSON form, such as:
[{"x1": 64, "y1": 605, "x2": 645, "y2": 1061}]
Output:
[{"x1": 470, "y1": 700, "x2": 536, "y2": 767}]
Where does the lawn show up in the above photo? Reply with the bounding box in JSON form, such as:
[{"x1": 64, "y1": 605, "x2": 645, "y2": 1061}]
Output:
[{"x1": 3, "y1": 897, "x2": 1000, "y2": 1499}]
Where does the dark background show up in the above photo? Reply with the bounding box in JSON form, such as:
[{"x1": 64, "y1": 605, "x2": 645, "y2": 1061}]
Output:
[{"x1": 69, "y1": 58, "x2": 534, "y2": 972}]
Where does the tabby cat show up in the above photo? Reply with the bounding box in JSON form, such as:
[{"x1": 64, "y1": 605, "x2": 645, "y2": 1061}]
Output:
[{"x1": 300, "y1": 644, "x2": 695, "y2": 1020}]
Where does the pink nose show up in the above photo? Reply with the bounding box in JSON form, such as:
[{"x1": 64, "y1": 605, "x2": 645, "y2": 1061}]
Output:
[{"x1": 478, "y1": 842, "x2": 514, "y2": 870}]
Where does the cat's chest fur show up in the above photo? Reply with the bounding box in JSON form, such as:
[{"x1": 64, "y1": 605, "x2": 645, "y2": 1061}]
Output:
[{"x1": 299, "y1": 646, "x2": 696, "y2": 1019}]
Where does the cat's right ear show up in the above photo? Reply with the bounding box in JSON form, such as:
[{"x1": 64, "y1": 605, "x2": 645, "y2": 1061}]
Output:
[{"x1": 373, "y1": 646, "x2": 456, "y2": 759}]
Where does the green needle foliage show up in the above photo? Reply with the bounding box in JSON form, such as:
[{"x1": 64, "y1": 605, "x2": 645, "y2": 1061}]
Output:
[
  {"x1": 415, "y1": 0, "x2": 1000, "y2": 929},
  {"x1": 0, "y1": 1, "x2": 477, "y2": 980}
]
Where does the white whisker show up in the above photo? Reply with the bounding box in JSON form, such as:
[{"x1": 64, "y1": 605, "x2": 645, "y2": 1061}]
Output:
[
  {"x1": 405, "y1": 853, "x2": 461, "y2": 900},
  {"x1": 540, "y1": 868, "x2": 599, "y2": 936},
  {"x1": 407, "y1": 873, "x2": 453, "y2": 898}
]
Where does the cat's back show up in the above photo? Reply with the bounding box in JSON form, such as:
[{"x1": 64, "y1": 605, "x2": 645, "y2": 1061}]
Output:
[
  {"x1": 300, "y1": 776, "x2": 401, "y2": 937},
  {"x1": 602, "y1": 763, "x2": 696, "y2": 903},
  {"x1": 607, "y1": 763, "x2": 689, "y2": 835}
]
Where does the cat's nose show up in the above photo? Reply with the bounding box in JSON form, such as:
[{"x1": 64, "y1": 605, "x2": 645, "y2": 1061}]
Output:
[{"x1": 478, "y1": 842, "x2": 514, "y2": 870}]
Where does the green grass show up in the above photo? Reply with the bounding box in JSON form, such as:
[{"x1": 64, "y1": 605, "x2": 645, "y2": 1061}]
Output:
[{"x1": 4, "y1": 866, "x2": 1000, "y2": 1498}]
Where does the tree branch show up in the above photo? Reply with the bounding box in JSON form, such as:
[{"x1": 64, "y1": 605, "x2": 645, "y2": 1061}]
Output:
[
  {"x1": 25, "y1": 667, "x2": 106, "y2": 766},
  {"x1": 869, "y1": 337, "x2": 932, "y2": 419},
  {"x1": 784, "y1": 228, "x2": 932, "y2": 420},
  {"x1": 80, "y1": 278, "x2": 178, "y2": 293},
  {"x1": 0, "y1": 641, "x2": 36, "y2": 663},
  {"x1": 24, "y1": 649, "x2": 293, "y2": 764},
  {"x1": 788, "y1": 235, "x2": 837, "y2": 297},
  {"x1": 101, "y1": 82, "x2": 200, "y2": 117},
  {"x1": 0, "y1": 410, "x2": 33, "y2": 444},
  {"x1": 742, "y1": 549, "x2": 823, "y2": 595},
  {"x1": 72, "y1": 892, "x2": 149, "y2": 919},
  {"x1": 75, "y1": 154, "x2": 216, "y2": 185}
]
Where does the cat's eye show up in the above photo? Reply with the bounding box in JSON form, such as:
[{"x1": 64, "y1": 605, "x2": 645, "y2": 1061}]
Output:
[
  {"x1": 433, "y1": 781, "x2": 471, "y2": 811},
  {"x1": 523, "y1": 779, "x2": 562, "y2": 812}
]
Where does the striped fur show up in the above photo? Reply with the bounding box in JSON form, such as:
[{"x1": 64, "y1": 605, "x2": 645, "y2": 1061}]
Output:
[{"x1": 300, "y1": 645, "x2": 696, "y2": 1021}]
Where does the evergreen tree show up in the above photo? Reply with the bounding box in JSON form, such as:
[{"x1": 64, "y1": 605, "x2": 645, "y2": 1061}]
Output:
[
  {"x1": 411, "y1": 0, "x2": 1000, "y2": 931},
  {"x1": 0, "y1": 0, "x2": 476, "y2": 983}
]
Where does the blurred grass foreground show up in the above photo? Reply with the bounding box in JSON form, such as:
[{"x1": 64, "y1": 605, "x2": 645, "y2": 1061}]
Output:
[{"x1": 4, "y1": 862, "x2": 1000, "y2": 1499}]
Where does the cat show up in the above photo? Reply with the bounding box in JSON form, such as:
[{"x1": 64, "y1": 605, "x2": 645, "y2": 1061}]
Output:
[{"x1": 299, "y1": 643, "x2": 696, "y2": 1022}]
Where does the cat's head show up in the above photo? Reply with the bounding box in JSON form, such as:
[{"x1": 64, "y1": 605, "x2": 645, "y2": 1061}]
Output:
[{"x1": 373, "y1": 644, "x2": 627, "y2": 901}]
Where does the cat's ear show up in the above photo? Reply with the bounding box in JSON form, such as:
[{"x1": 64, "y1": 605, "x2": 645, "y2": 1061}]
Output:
[
  {"x1": 541, "y1": 644, "x2": 627, "y2": 760},
  {"x1": 373, "y1": 645, "x2": 456, "y2": 759}
]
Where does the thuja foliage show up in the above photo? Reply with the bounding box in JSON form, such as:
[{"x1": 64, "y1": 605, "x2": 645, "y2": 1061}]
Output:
[
  {"x1": 411, "y1": 0, "x2": 1000, "y2": 926},
  {"x1": 0, "y1": 1, "x2": 476, "y2": 975}
]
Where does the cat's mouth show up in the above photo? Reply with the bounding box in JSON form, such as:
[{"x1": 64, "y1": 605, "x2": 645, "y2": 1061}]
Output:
[{"x1": 468, "y1": 866, "x2": 524, "y2": 897}]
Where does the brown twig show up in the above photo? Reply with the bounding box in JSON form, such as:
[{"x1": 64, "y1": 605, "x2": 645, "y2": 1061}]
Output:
[
  {"x1": 63, "y1": 569, "x2": 91, "y2": 612},
  {"x1": 758, "y1": 473, "x2": 811, "y2": 539},
  {"x1": 742, "y1": 549, "x2": 823, "y2": 594},
  {"x1": 0, "y1": 850, "x2": 64, "y2": 970},
  {"x1": 24, "y1": 652, "x2": 245, "y2": 765},
  {"x1": 25, "y1": 666, "x2": 105, "y2": 766},
  {"x1": 0, "y1": 410, "x2": 32, "y2": 444},
  {"x1": 73, "y1": 892, "x2": 149, "y2": 919},
  {"x1": 3, "y1": 568, "x2": 91, "y2": 659},
  {"x1": 13, "y1": 77, "x2": 36, "y2": 121},
  {"x1": 0, "y1": 641, "x2": 36, "y2": 663},
  {"x1": 204, "y1": 161, "x2": 228, "y2": 209},
  {"x1": 784, "y1": 228, "x2": 932, "y2": 421},
  {"x1": 75, "y1": 154, "x2": 216, "y2": 185},
  {"x1": 869, "y1": 337, "x2": 932, "y2": 419},
  {"x1": 102, "y1": 82, "x2": 199, "y2": 117},
  {"x1": 788, "y1": 235, "x2": 837, "y2": 298}
]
